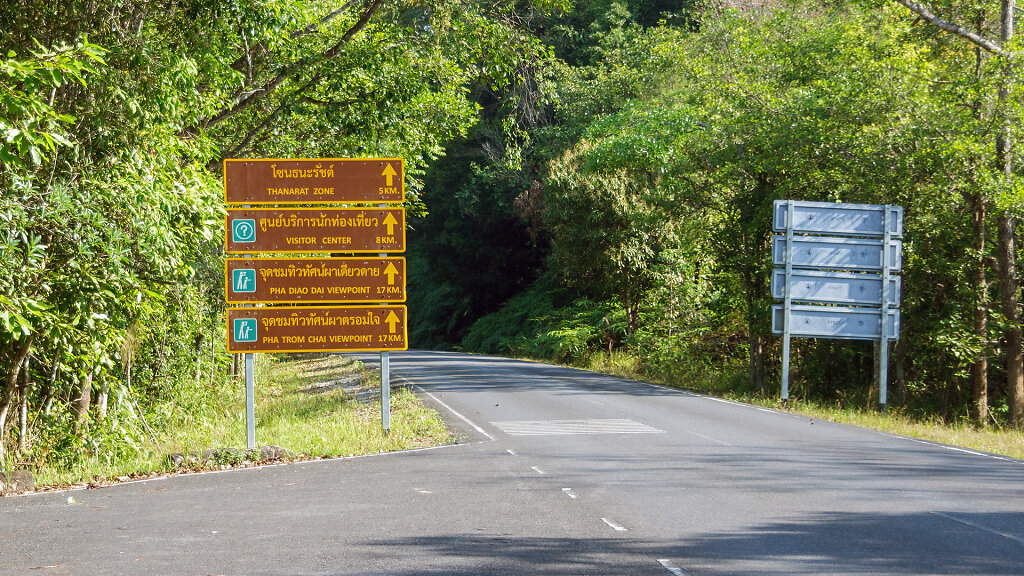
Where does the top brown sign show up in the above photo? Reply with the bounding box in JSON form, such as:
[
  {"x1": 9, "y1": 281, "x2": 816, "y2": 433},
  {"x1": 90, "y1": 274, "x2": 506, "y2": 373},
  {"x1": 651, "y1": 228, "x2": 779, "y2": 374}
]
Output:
[{"x1": 224, "y1": 158, "x2": 404, "y2": 204}]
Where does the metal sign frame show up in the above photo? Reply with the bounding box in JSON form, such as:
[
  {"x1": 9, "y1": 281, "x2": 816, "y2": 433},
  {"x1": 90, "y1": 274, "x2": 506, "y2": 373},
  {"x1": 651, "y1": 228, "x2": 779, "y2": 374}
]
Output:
[
  {"x1": 770, "y1": 269, "x2": 901, "y2": 307},
  {"x1": 772, "y1": 199, "x2": 903, "y2": 410},
  {"x1": 225, "y1": 158, "x2": 409, "y2": 446},
  {"x1": 773, "y1": 200, "x2": 903, "y2": 237}
]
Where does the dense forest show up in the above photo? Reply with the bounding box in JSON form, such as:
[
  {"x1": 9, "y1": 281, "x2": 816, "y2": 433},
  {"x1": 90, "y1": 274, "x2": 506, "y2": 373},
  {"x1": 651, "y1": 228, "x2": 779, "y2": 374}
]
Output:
[
  {"x1": 410, "y1": 0, "x2": 1024, "y2": 427},
  {"x1": 1, "y1": 0, "x2": 1021, "y2": 472}
]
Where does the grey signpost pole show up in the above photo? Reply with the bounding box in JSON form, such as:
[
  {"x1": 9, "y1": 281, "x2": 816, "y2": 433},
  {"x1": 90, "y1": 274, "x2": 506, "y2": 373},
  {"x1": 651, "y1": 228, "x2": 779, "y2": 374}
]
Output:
[
  {"x1": 243, "y1": 203, "x2": 257, "y2": 450},
  {"x1": 381, "y1": 351, "x2": 391, "y2": 433},
  {"x1": 781, "y1": 200, "x2": 794, "y2": 405},
  {"x1": 245, "y1": 352, "x2": 256, "y2": 448},
  {"x1": 879, "y1": 207, "x2": 892, "y2": 412},
  {"x1": 379, "y1": 206, "x2": 391, "y2": 434}
]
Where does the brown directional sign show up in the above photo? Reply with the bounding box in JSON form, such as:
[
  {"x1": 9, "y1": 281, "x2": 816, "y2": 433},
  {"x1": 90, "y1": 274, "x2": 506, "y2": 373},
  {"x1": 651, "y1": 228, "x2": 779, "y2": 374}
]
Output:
[
  {"x1": 224, "y1": 158, "x2": 404, "y2": 204},
  {"x1": 225, "y1": 207, "x2": 405, "y2": 254},
  {"x1": 228, "y1": 305, "x2": 408, "y2": 353},
  {"x1": 225, "y1": 257, "x2": 406, "y2": 304}
]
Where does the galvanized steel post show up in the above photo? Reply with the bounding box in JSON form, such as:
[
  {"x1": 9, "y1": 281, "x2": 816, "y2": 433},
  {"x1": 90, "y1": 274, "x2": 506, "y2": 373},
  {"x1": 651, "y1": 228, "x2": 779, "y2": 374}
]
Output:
[
  {"x1": 879, "y1": 207, "x2": 892, "y2": 411},
  {"x1": 380, "y1": 204, "x2": 391, "y2": 434},
  {"x1": 245, "y1": 352, "x2": 256, "y2": 449},
  {"x1": 781, "y1": 200, "x2": 794, "y2": 405}
]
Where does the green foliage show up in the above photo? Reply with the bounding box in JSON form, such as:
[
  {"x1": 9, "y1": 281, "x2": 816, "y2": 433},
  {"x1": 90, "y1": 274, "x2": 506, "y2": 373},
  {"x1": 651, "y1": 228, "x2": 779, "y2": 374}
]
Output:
[
  {"x1": 448, "y1": 0, "x2": 1024, "y2": 427},
  {"x1": 461, "y1": 279, "x2": 628, "y2": 363},
  {"x1": 0, "y1": 40, "x2": 104, "y2": 170},
  {"x1": 1, "y1": 1, "x2": 554, "y2": 469}
]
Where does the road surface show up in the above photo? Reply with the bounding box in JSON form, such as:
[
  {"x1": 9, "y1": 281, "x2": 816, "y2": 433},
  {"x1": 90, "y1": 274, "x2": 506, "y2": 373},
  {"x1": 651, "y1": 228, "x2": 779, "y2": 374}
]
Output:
[{"x1": 1, "y1": 350, "x2": 1022, "y2": 575}]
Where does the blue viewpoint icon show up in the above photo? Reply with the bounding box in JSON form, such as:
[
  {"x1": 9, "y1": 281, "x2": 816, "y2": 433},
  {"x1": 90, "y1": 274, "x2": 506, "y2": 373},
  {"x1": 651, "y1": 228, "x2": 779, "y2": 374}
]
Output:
[
  {"x1": 232, "y1": 269, "x2": 257, "y2": 293},
  {"x1": 233, "y1": 318, "x2": 258, "y2": 343},
  {"x1": 232, "y1": 218, "x2": 257, "y2": 243}
]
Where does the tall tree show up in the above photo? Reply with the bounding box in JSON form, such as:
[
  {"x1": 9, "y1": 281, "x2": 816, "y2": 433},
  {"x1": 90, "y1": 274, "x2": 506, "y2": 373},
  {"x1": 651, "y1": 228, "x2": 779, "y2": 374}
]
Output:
[
  {"x1": 0, "y1": 0, "x2": 562, "y2": 462},
  {"x1": 894, "y1": 0, "x2": 1023, "y2": 426}
]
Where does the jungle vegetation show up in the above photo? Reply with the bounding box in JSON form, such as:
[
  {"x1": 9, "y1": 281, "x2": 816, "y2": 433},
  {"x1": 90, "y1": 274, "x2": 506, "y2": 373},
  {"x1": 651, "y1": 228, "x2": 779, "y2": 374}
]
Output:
[{"x1": 2, "y1": 0, "x2": 1022, "y2": 476}]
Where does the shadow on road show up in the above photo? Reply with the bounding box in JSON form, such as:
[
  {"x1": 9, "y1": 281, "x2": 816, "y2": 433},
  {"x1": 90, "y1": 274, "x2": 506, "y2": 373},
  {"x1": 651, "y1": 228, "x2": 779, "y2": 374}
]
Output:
[
  {"x1": 269, "y1": 510, "x2": 1024, "y2": 575},
  {"x1": 350, "y1": 350, "x2": 693, "y2": 399}
]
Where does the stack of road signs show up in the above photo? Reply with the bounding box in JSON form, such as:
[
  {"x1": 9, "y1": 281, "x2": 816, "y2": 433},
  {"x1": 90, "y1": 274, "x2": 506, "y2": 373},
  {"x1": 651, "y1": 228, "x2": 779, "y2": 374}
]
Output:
[
  {"x1": 224, "y1": 158, "x2": 408, "y2": 353},
  {"x1": 771, "y1": 200, "x2": 903, "y2": 405}
]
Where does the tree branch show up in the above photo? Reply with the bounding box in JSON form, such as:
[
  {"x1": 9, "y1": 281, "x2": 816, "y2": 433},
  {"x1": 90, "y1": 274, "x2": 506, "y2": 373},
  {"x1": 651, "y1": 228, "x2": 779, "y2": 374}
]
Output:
[
  {"x1": 213, "y1": 75, "x2": 331, "y2": 167},
  {"x1": 893, "y1": 0, "x2": 1005, "y2": 55},
  {"x1": 227, "y1": 0, "x2": 362, "y2": 73},
  {"x1": 186, "y1": 0, "x2": 384, "y2": 136}
]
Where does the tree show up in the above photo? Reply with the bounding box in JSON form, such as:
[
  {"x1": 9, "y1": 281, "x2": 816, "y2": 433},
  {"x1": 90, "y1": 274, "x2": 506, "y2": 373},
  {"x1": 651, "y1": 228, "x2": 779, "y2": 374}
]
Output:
[
  {"x1": 0, "y1": 0, "x2": 563, "y2": 464},
  {"x1": 893, "y1": 0, "x2": 1023, "y2": 426}
]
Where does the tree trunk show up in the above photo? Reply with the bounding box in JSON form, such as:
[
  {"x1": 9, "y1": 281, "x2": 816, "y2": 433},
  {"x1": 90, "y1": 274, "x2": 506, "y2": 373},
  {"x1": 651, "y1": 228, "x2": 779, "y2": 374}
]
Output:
[
  {"x1": 970, "y1": 192, "x2": 990, "y2": 424},
  {"x1": 72, "y1": 365, "x2": 94, "y2": 432},
  {"x1": 748, "y1": 331, "x2": 765, "y2": 391},
  {"x1": 17, "y1": 354, "x2": 29, "y2": 453},
  {"x1": 96, "y1": 377, "x2": 109, "y2": 420},
  {"x1": 0, "y1": 336, "x2": 33, "y2": 459},
  {"x1": 42, "y1": 360, "x2": 58, "y2": 415},
  {"x1": 195, "y1": 332, "x2": 205, "y2": 387},
  {"x1": 997, "y1": 215, "x2": 1023, "y2": 426},
  {"x1": 996, "y1": 0, "x2": 1023, "y2": 427}
]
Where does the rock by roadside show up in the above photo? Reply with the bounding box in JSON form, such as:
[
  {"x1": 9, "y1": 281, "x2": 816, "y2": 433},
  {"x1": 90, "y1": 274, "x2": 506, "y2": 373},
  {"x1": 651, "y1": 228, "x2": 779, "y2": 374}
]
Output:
[{"x1": 0, "y1": 470, "x2": 34, "y2": 495}]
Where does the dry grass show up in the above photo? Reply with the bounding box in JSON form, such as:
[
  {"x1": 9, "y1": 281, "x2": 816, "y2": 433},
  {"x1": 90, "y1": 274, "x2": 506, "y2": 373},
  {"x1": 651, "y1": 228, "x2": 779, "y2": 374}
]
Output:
[{"x1": 30, "y1": 353, "x2": 452, "y2": 489}]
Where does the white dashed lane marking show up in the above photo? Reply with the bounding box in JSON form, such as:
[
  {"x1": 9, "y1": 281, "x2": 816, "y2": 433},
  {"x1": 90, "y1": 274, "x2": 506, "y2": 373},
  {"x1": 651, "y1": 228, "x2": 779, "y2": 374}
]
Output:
[
  {"x1": 659, "y1": 559, "x2": 692, "y2": 576},
  {"x1": 601, "y1": 517, "x2": 628, "y2": 532}
]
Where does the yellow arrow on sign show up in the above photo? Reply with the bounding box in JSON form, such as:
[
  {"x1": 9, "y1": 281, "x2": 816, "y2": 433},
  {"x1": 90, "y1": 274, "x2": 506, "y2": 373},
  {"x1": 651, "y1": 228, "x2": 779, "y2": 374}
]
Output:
[
  {"x1": 385, "y1": 310, "x2": 401, "y2": 333},
  {"x1": 383, "y1": 213, "x2": 398, "y2": 236},
  {"x1": 382, "y1": 164, "x2": 398, "y2": 187},
  {"x1": 383, "y1": 262, "x2": 399, "y2": 285}
]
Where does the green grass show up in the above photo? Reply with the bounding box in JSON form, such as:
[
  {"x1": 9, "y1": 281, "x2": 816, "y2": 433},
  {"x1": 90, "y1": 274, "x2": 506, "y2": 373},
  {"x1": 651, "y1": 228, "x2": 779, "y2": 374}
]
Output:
[
  {"x1": 531, "y1": 350, "x2": 1024, "y2": 461},
  {"x1": 748, "y1": 398, "x2": 1024, "y2": 460},
  {"x1": 30, "y1": 353, "x2": 452, "y2": 490}
]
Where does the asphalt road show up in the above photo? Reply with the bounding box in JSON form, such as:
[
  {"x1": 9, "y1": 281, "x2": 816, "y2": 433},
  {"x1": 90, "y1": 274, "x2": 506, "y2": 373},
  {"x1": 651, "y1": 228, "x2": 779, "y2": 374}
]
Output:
[{"x1": 2, "y1": 350, "x2": 1023, "y2": 575}]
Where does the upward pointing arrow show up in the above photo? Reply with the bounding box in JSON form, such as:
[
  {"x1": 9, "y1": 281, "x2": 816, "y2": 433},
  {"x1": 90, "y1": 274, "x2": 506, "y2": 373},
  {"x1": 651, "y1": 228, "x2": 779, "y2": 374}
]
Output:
[
  {"x1": 382, "y1": 164, "x2": 398, "y2": 187},
  {"x1": 383, "y1": 262, "x2": 399, "y2": 285},
  {"x1": 385, "y1": 310, "x2": 401, "y2": 333},
  {"x1": 383, "y1": 213, "x2": 398, "y2": 236}
]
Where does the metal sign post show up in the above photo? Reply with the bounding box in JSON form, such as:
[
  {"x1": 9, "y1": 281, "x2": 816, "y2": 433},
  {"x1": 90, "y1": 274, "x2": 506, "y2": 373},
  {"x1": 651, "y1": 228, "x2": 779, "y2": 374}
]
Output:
[
  {"x1": 224, "y1": 158, "x2": 409, "y2": 447},
  {"x1": 879, "y1": 207, "x2": 893, "y2": 410},
  {"x1": 245, "y1": 352, "x2": 256, "y2": 449},
  {"x1": 381, "y1": 351, "x2": 391, "y2": 433},
  {"x1": 380, "y1": 205, "x2": 391, "y2": 434},
  {"x1": 243, "y1": 201, "x2": 257, "y2": 451},
  {"x1": 781, "y1": 201, "x2": 795, "y2": 404},
  {"x1": 772, "y1": 200, "x2": 903, "y2": 411}
]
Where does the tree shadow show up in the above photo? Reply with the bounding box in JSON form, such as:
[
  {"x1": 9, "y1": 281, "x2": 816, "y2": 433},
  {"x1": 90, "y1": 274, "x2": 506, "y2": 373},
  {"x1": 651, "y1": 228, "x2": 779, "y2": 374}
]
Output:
[
  {"x1": 269, "y1": 511, "x2": 1024, "y2": 575},
  {"x1": 346, "y1": 350, "x2": 691, "y2": 398}
]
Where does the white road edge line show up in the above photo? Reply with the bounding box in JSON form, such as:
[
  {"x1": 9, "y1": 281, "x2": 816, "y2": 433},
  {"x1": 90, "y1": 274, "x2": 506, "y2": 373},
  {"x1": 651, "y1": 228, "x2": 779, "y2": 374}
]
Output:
[
  {"x1": 658, "y1": 559, "x2": 692, "y2": 576},
  {"x1": 931, "y1": 512, "x2": 1024, "y2": 546},
  {"x1": 601, "y1": 517, "x2": 628, "y2": 532},
  {"x1": 884, "y1": 433, "x2": 1021, "y2": 464},
  {"x1": 417, "y1": 388, "x2": 496, "y2": 441}
]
